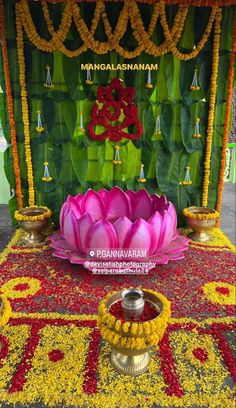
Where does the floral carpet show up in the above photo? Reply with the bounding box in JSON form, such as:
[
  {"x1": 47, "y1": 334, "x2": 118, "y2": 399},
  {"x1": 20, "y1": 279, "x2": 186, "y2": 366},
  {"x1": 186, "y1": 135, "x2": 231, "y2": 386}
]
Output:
[{"x1": 0, "y1": 228, "x2": 235, "y2": 408}]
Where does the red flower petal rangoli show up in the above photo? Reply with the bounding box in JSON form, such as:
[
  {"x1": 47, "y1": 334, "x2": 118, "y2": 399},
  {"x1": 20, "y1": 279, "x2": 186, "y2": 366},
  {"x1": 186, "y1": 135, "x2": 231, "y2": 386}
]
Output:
[
  {"x1": 215, "y1": 286, "x2": 230, "y2": 296},
  {"x1": 48, "y1": 349, "x2": 64, "y2": 363},
  {"x1": 192, "y1": 347, "x2": 209, "y2": 363}
]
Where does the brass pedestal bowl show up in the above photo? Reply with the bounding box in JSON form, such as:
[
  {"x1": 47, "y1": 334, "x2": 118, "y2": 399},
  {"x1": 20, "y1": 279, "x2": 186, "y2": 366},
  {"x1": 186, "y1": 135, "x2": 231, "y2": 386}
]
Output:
[
  {"x1": 183, "y1": 206, "x2": 219, "y2": 242},
  {"x1": 15, "y1": 206, "x2": 52, "y2": 244},
  {"x1": 98, "y1": 289, "x2": 171, "y2": 376}
]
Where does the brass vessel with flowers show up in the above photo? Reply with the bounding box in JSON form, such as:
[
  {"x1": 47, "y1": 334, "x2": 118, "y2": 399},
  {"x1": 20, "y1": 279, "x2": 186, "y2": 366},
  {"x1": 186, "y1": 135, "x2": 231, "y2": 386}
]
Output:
[
  {"x1": 15, "y1": 206, "x2": 52, "y2": 243},
  {"x1": 183, "y1": 206, "x2": 219, "y2": 242},
  {"x1": 97, "y1": 288, "x2": 171, "y2": 376}
]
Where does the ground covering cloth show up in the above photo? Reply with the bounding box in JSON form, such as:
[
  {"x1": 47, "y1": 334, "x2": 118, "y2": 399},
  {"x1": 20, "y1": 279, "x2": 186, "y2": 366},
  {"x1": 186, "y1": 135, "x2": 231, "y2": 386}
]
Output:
[{"x1": 0, "y1": 228, "x2": 235, "y2": 407}]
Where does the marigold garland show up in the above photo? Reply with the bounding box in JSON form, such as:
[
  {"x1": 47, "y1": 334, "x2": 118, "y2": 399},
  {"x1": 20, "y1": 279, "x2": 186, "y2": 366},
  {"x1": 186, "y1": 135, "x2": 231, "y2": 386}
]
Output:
[
  {"x1": 202, "y1": 8, "x2": 222, "y2": 207},
  {"x1": 0, "y1": 294, "x2": 11, "y2": 327},
  {"x1": 183, "y1": 207, "x2": 220, "y2": 220},
  {"x1": 216, "y1": 11, "x2": 236, "y2": 226},
  {"x1": 0, "y1": 1, "x2": 23, "y2": 208},
  {"x1": 14, "y1": 206, "x2": 52, "y2": 222},
  {"x1": 15, "y1": 7, "x2": 35, "y2": 206},
  {"x1": 97, "y1": 289, "x2": 171, "y2": 350},
  {"x1": 16, "y1": 0, "x2": 218, "y2": 60}
]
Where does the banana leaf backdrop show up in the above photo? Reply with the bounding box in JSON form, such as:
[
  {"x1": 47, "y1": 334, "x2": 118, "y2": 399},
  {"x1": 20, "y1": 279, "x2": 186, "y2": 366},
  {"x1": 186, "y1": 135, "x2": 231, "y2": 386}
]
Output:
[{"x1": 0, "y1": 1, "x2": 234, "y2": 225}]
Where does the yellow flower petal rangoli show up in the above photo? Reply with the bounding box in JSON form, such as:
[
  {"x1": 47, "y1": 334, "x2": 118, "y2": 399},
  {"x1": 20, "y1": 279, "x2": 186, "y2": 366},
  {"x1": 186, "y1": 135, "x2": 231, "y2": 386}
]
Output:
[
  {"x1": 1, "y1": 277, "x2": 41, "y2": 299},
  {"x1": 202, "y1": 282, "x2": 236, "y2": 306}
]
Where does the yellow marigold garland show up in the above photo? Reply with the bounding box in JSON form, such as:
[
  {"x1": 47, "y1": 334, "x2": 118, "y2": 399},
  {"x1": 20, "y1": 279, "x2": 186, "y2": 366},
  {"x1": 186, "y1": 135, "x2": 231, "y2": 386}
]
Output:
[
  {"x1": 216, "y1": 11, "x2": 236, "y2": 226},
  {"x1": 0, "y1": 1, "x2": 23, "y2": 208},
  {"x1": 0, "y1": 294, "x2": 11, "y2": 327},
  {"x1": 97, "y1": 289, "x2": 171, "y2": 350},
  {"x1": 202, "y1": 8, "x2": 222, "y2": 207},
  {"x1": 15, "y1": 7, "x2": 35, "y2": 206},
  {"x1": 16, "y1": 0, "x2": 217, "y2": 60},
  {"x1": 183, "y1": 207, "x2": 220, "y2": 220},
  {"x1": 14, "y1": 206, "x2": 52, "y2": 222},
  {"x1": 159, "y1": 0, "x2": 218, "y2": 60}
]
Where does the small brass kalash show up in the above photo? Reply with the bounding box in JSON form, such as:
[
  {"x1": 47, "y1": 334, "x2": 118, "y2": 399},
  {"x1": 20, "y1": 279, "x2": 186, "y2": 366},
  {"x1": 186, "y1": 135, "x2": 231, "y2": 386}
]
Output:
[
  {"x1": 17, "y1": 207, "x2": 49, "y2": 243},
  {"x1": 98, "y1": 288, "x2": 171, "y2": 376},
  {"x1": 184, "y1": 206, "x2": 219, "y2": 242},
  {"x1": 111, "y1": 288, "x2": 147, "y2": 375}
]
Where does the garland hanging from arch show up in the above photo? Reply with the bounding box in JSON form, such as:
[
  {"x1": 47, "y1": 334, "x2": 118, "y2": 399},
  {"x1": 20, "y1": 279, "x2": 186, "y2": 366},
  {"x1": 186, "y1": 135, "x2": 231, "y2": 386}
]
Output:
[
  {"x1": 16, "y1": 0, "x2": 219, "y2": 60},
  {"x1": 216, "y1": 11, "x2": 236, "y2": 224},
  {"x1": 0, "y1": 1, "x2": 23, "y2": 208},
  {"x1": 201, "y1": 8, "x2": 222, "y2": 207}
]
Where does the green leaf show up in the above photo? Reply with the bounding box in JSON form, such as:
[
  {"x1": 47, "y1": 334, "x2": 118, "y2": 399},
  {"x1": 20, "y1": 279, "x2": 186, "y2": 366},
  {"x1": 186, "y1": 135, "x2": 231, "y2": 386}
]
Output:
[
  {"x1": 70, "y1": 144, "x2": 88, "y2": 186},
  {"x1": 161, "y1": 103, "x2": 183, "y2": 152},
  {"x1": 156, "y1": 146, "x2": 189, "y2": 190}
]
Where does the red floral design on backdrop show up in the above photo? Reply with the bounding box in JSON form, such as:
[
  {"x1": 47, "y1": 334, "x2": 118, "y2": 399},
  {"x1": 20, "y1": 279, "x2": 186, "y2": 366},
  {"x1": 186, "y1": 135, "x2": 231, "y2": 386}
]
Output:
[{"x1": 88, "y1": 78, "x2": 143, "y2": 142}]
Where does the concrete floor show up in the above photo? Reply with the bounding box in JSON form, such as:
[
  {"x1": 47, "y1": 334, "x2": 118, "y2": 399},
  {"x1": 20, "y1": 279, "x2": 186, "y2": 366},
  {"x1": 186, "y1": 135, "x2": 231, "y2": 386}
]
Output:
[{"x1": 0, "y1": 183, "x2": 235, "y2": 249}]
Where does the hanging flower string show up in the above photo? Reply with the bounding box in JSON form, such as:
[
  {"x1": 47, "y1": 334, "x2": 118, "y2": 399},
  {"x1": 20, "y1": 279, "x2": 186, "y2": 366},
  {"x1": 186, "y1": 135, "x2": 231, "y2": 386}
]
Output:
[
  {"x1": 113, "y1": 145, "x2": 122, "y2": 165},
  {"x1": 0, "y1": 1, "x2": 23, "y2": 208},
  {"x1": 190, "y1": 69, "x2": 200, "y2": 91},
  {"x1": 85, "y1": 67, "x2": 93, "y2": 85},
  {"x1": 182, "y1": 166, "x2": 192, "y2": 185},
  {"x1": 79, "y1": 112, "x2": 85, "y2": 133},
  {"x1": 193, "y1": 118, "x2": 201, "y2": 138},
  {"x1": 216, "y1": 11, "x2": 236, "y2": 226},
  {"x1": 145, "y1": 70, "x2": 153, "y2": 89},
  {"x1": 138, "y1": 163, "x2": 146, "y2": 183},
  {"x1": 155, "y1": 114, "x2": 161, "y2": 135},
  {"x1": 36, "y1": 111, "x2": 44, "y2": 133},
  {"x1": 202, "y1": 9, "x2": 222, "y2": 207},
  {"x1": 44, "y1": 65, "x2": 54, "y2": 88},
  {"x1": 16, "y1": 7, "x2": 35, "y2": 206},
  {"x1": 42, "y1": 162, "x2": 52, "y2": 182}
]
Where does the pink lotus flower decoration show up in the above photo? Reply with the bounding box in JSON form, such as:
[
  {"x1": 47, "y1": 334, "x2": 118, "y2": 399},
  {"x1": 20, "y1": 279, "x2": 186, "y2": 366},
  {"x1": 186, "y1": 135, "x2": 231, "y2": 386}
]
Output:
[{"x1": 50, "y1": 187, "x2": 189, "y2": 273}]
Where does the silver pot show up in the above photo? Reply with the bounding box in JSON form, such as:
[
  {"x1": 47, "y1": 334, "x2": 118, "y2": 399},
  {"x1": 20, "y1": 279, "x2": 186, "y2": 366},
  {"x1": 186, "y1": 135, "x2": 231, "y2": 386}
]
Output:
[{"x1": 121, "y1": 288, "x2": 145, "y2": 319}]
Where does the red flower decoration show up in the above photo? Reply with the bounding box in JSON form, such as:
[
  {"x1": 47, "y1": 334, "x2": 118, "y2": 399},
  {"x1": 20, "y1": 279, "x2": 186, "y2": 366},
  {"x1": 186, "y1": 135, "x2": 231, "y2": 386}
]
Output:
[
  {"x1": 192, "y1": 347, "x2": 209, "y2": 363},
  {"x1": 88, "y1": 78, "x2": 143, "y2": 142},
  {"x1": 48, "y1": 349, "x2": 64, "y2": 362},
  {"x1": 215, "y1": 286, "x2": 230, "y2": 296}
]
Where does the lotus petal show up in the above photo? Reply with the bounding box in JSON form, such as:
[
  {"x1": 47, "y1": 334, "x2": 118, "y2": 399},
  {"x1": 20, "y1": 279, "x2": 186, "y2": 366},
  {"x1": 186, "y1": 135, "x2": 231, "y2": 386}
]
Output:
[
  {"x1": 113, "y1": 216, "x2": 132, "y2": 248},
  {"x1": 152, "y1": 194, "x2": 168, "y2": 214},
  {"x1": 106, "y1": 186, "x2": 131, "y2": 221},
  {"x1": 74, "y1": 193, "x2": 83, "y2": 206},
  {"x1": 158, "y1": 210, "x2": 174, "y2": 251},
  {"x1": 59, "y1": 202, "x2": 69, "y2": 233},
  {"x1": 86, "y1": 219, "x2": 118, "y2": 250},
  {"x1": 67, "y1": 195, "x2": 82, "y2": 219},
  {"x1": 63, "y1": 211, "x2": 81, "y2": 251},
  {"x1": 166, "y1": 201, "x2": 177, "y2": 233},
  {"x1": 164, "y1": 235, "x2": 189, "y2": 254},
  {"x1": 77, "y1": 213, "x2": 94, "y2": 254},
  {"x1": 81, "y1": 189, "x2": 105, "y2": 221},
  {"x1": 124, "y1": 218, "x2": 156, "y2": 256},
  {"x1": 98, "y1": 188, "x2": 108, "y2": 202},
  {"x1": 125, "y1": 190, "x2": 136, "y2": 212},
  {"x1": 133, "y1": 189, "x2": 153, "y2": 221},
  {"x1": 148, "y1": 211, "x2": 163, "y2": 253}
]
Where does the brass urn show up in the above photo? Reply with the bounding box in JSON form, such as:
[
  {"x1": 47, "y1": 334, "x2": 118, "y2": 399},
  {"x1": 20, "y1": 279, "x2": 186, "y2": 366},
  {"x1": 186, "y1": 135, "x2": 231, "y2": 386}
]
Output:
[
  {"x1": 184, "y1": 206, "x2": 219, "y2": 242},
  {"x1": 98, "y1": 289, "x2": 171, "y2": 376},
  {"x1": 16, "y1": 206, "x2": 51, "y2": 243}
]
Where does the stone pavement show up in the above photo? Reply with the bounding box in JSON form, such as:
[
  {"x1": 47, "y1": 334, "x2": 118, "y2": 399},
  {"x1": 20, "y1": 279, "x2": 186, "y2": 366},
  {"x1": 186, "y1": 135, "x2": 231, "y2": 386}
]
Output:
[{"x1": 0, "y1": 183, "x2": 235, "y2": 250}]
